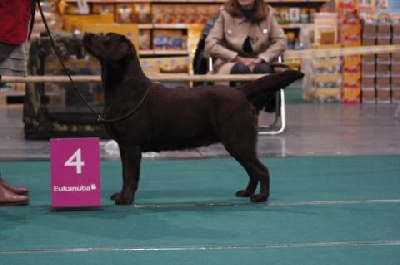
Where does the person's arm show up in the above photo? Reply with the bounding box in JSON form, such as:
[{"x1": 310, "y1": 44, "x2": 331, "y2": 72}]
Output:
[
  {"x1": 204, "y1": 12, "x2": 238, "y2": 61},
  {"x1": 258, "y1": 7, "x2": 287, "y2": 63},
  {"x1": 0, "y1": 0, "x2": 33, "y2": 44}
]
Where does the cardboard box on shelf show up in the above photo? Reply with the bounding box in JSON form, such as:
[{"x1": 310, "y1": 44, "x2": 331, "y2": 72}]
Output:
[
  {"x1": 376, "y1": 64, "x2": 391, "y2": 77},
  {"x1": 362, "y1": 38, "x2": 376, "y2": 46},
  {"x1": 376, "y1": 77, "x2": 391, "y2": 89},
  {"x1": 201, "y1": 4, "x2": 220, "y2": 24},
  {"x1": 343, "y1": 55, "x2": 361, "y2": 73},
  {"x1": 114, "y1": 3, "x2": 151, "y2": 24},
  {"x1": 153, "y1": 29, "x2": 187, "y2": 51},
  {"x1": 309, "y1": 49, "x2": 342, "y2": 103},
  {"x1": 313, "y1": 58, "x2": 341, "y2": 73},
  {"x1": 343, "y1": 72, "x2": 361, "y2": 103},
  {"x1": 361, "y1": 77, "x2": 375, "y2": 89},
  {"x1": 187, "y1": 4, "x2": 203, "y2": 24},
  {"x1": 392, "y1": 89, "x2": 400, "y2": 102},
  {"x1": 139, "y1": 29, "x2": 151, "y2": 50},
  {"x1": 340, "y1": 23, "x2": 361, "y2": 46},
  {"x1": 313, "y1": 73, "x2": 342, "y2": 89},
  {"x1": 391, "y1": 77, "x2": 400, "y2": 89},
  {"x1": 64, "y1": 3, "x2": 81, "y2": 14},
  {"x1": 314, "y1": 13, "x2": 338, "y2": 45},
  {"x1": 342, "y1": 87, "x2": 361, "y2": 103},
  {"x1": 361, "y1": 54, "x2": 375, "y2": 64},
  {"x1": 115, "y1": 4, "x2": 137, "y2": 23},
  {"x1": 392, "y1": 76, "x2": 400, "y2": 102},
  {"x1": 391, "y1": 53, "x2": 400, "y2": 64},
  {"x1": 361, "y1": 88, "x2": 376, "y2": 103},
  {"x1": 360, "y1": 77, "x2": 374, "y2": 103},
  {"x1": 361, "y1": 63, "x2": 375, "y2": 77},
  {"x1": 376, "y1": 37, "x2": 391, "y2": 45},
  {"x1": 151, "y1": 5, "x2": 163, "y2": 24},
  {"x1": 175, "y1": 4, "x2": 188, "y2": 24},
  {"x1": 135, "y1": 3, "x2": 152, "y2": 24},
  {"x1": 63, "y1": 14, "x2": 114, "y2": 32},
  {"x1": 343, "y1": 72, "x2": 361, "y2": 88},
  {"x1": 315, "y1": 88, "x2": 342, "y2": 103},
  {"x1": 362, "y1": 23, "x2": 377, "y2": 39},
  {"x1": 376, "y1": 88, "x2": 391, "y2": 103},
  {"x1": 289, "y1": 8, "x2": 301, "y2": 23},
  {"x1": 336, "y1": 0, "x2": 360, "y2": 11},
  {"x1": 163, "y1": 4, "x2": 177, "y2": 24},
  {"x1": 376, "y1": 53, "x2": 391, "y2": 64},
  {"x1": 391, "y1": 64, "x2": 400, "y2": 77},
  {"x1": 392, "y1": 23, "x2": 400, "y2": 35},
  {"x1": 91, "y1": 4, "x2": 114, "y2": 14},
  {"x1": 377, "y1": 24, "x2": 391, "y2": 37},
  {"x1": 140, "y1": 57, "x2": 190, "y2": 75},
  {"x1": 338, "y1": 9, "x2": 360, "y2": 24}
]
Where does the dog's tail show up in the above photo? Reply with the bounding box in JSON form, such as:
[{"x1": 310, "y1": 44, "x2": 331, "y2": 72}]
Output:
[{"x1": 236, "y1": 70, "x2": 304, "y2": 111}]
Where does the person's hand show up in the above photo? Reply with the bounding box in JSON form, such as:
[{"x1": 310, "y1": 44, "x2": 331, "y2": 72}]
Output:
[
  {"x1": 247, "y1": 58, "x2": 264, "y2": 71},
  {"x1": 234, "y1": 56, "x2": 251, "y2": 65},
  {"x1": 235, "y1": 56, "x2": 264, "y2": 71}
]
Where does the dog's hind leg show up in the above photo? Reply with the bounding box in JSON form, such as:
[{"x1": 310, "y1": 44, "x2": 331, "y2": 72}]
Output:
[
  {"x1": 110, "y1": 145, "x2": 142, "y2": 205},
  {"x1": 221, "y1": 127, "x2": 270, "y2": 202},
  {"x1": 239, "y1": 158, "x2": 270, "y2": 202},
  {"x1": 231, "y1": 152, "x2": 270, "y2": 202}
]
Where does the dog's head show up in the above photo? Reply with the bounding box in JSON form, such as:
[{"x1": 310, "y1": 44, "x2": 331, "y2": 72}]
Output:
[{"x1": 83, "y1": 32, "x2": 137, "y2": 63}]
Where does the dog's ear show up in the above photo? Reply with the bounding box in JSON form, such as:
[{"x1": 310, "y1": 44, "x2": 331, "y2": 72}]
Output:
[{"x1": 112, "y1": 35, "x2": 136, "y2": 61}]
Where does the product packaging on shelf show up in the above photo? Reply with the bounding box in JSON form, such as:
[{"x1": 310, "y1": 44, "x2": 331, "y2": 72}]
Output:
[
  {"x1": 91, "y1": 3, "x2": 114, "y2": 15},
  {"x1": 314, "y1": 13, "x2": 338, "y2": 45},
  {"x1": 310, "y1": 55, "x2": 342, "y2": 103},
  {"x1": 336, "y1": 0, "x2": 362, "y2": 103},
  {"x1": 361, "y1": 17, "x2": 376, "y2": 103}
]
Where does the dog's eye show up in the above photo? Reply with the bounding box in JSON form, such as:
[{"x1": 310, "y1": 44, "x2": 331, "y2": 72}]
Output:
[{"x1": 104, "y1": 35, "x2": 111, "y2": 41}]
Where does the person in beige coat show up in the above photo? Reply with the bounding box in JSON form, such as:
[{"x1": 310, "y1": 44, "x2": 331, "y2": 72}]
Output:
[{"x1": 204, "y1": 0, "x2": 286, "y2": 77}]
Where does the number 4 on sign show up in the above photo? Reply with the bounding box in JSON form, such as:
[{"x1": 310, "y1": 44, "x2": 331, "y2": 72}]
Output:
[{"x1": 65, "y1": 148, "x2": 85, "y2": 174}]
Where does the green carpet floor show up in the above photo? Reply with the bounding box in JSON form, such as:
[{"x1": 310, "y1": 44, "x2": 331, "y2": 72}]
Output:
[
  {"x1": 1, "y1": 155, "x2": 399, "y2": 264},
  {"x1": 286, "y1": 85, "x2": 307, "y2": 103}
]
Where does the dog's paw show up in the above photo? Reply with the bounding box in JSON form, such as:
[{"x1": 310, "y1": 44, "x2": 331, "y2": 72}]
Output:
[
  {"x1": 235, "y1": 190, "x2": 253, "y2": 197},
  {"x1": 110, "y1": 192, "x2": 134, "y2": 205},
  {"x1": 250, "y1": 194, "x2": 269, "y2": 203},
  {"x1": 110, "y1": 192, "x2": 118, "y2": 200}
]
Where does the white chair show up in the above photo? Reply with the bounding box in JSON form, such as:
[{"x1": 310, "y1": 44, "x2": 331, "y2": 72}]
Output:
[{"x1": 258, "y1": 88, "x2": 286, "y2": 135}]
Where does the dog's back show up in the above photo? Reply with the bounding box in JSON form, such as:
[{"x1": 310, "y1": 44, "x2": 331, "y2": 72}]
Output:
[{"x1": 136, "y1": 84, "x2": 254, "y2": 151}]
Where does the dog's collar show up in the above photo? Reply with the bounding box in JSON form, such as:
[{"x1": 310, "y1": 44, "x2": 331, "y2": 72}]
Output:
[{"x1": 98, "y1": 86, "x2": 151, "y2": 123}]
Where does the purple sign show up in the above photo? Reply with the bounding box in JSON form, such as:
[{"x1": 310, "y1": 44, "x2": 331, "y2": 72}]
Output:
[{"x1": 50, "y1": 138, "x2": 101, "y2": 208}]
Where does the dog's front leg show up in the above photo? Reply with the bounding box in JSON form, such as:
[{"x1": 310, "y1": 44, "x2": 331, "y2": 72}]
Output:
[{"x1": 111, "y1": 145, "x2": 142, "y2": 205}]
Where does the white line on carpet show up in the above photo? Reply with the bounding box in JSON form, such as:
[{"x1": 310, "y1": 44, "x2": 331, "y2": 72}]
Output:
[{"x1": 1, "y1": 240, "x2": 400, "y2": 254}]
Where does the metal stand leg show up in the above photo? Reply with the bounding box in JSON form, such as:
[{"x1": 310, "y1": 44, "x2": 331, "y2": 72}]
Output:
[{"x1": 259, "y1": 89, "x2": 286, "y2": 135}]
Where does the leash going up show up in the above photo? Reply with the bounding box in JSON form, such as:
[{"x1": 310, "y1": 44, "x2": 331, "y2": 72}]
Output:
[
  {"x1": 36, "y1": 0, "x2": 103, "y2": 122},
  {"x1": 37, "y1": 0, "x2": 152, "y2": 123}
]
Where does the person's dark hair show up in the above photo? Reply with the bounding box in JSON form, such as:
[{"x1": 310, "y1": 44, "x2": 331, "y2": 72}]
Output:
[{"x1": 224, "y1": 0, "x2": 268, "y2": 23}]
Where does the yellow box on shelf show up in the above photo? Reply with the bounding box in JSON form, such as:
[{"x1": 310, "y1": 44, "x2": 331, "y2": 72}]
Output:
[{"x1": 63, "y1": 14, "x2": 115, "y2": 32}]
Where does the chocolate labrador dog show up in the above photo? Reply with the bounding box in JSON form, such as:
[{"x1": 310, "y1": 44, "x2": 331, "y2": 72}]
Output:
[{"x1": 83, "y1": 32, "x2": 303, "y2": 204}]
